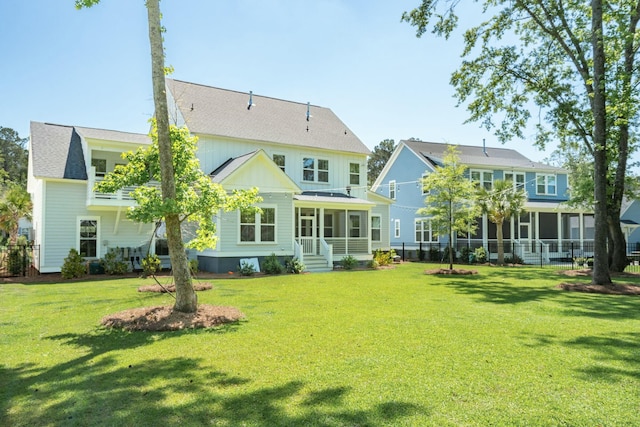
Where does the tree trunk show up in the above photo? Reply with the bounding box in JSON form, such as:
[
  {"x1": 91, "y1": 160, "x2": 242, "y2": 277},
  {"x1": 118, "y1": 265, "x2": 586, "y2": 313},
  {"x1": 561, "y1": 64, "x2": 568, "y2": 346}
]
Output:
[
  {"x1": 590, "y1": 0, "x2": 612, "y2": 285},
  {"x1": 496, "y1": 220, "x2": 504, "y2": 266},
  {"x1": 146, "y1": 0, "x2": 196, "y2": 312},
  {"x1": 608, "y1": 211, "x2": 628, "y2": 272}
]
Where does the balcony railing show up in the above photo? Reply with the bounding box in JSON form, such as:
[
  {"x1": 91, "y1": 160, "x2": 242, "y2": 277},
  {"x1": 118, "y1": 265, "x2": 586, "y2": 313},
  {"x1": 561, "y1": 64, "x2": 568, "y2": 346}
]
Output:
[{"x1": 87, "y1": 169, "x2": 159, "y2": 208}]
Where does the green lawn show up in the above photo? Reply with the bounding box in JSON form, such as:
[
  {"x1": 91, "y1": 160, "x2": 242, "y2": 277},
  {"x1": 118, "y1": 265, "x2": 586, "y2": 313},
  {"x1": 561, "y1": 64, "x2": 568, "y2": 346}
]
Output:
[{"x1": 1, "y1": 263, "x2": 639, "y2": 426}]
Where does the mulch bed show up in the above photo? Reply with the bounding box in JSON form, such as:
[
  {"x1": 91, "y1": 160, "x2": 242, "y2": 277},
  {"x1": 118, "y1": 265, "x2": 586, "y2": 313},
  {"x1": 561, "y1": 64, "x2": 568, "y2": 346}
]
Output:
[
  {"x1": 556, "y1": 269, "x2": 640, "y2": 295},
  {"x1": 101, "y1": 304, "x2": 245, "y2": 331},
  {"x1": 137, "y1": 282, "x2": 213, "y2": 293},
  {"x1": 424, "y1": 268, "x2": 478, "y2": 275}
]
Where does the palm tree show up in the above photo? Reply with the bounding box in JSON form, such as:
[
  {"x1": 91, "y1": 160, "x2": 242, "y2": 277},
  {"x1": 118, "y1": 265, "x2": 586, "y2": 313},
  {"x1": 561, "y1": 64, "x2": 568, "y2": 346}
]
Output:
[
  {"x1": 0, "y1": 185, "x2": 32, "y2": 244},
  {"x1": 477, "y1": 180, "x2": 526, "y2": 266}
]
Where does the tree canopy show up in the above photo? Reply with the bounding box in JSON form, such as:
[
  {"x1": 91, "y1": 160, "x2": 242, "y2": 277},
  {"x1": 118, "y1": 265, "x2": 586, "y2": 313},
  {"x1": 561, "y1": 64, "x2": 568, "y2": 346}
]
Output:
[
  {"x1": 0, "y1": 127, "x2": 29, "y2": 188},
  {"x1": 418, "y1": 145, "x2": 480, "y2": 270},
  {"x1": 367, "y1": 139, "x2": 396, "y2": 187},
  {"x1": 403, "y1": 0, "x2": 640, "y2": 284},
  {"x1": 95, "y1": 123, "x2": 261, "y2": 252}
]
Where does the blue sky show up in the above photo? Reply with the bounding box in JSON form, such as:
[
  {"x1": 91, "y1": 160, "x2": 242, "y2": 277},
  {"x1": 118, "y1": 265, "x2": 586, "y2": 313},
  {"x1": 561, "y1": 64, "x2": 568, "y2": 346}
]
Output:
[{"x1": 2, "y1": 0, "x2": 555, "y2": 162}]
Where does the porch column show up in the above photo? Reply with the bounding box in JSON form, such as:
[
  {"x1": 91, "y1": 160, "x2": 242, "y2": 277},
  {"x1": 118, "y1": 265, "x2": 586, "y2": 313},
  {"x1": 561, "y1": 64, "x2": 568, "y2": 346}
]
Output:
[
  {"x1": 535, "y1": 212, "x2": 540, "y2": 242},
  {"x1": 482, "y1": 213, "x2": 488, "y2": 247},
  {"x1": 344, "y1": 209, "x2": 349, "y2": 254},
  {"x1": 579, "y1": 212, "x2": 584, "y2": 250},
  {"x1": 367, "y1": 210, "x2": 372, "y2": 254},
  {"x1": 557, "y1": 212, "x2": 562, "y2": 252},
  {"x1": 319, "y1": 208, "x2": 324, "y2": 241}
]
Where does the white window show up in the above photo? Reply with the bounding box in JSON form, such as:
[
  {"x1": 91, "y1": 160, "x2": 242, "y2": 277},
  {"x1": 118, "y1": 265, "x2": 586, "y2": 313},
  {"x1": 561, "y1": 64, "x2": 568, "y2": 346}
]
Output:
[
  {"x1": 91, "y1": 158, "x2": 106, "y2": 177},
  {"x1": 273, "y1": 154, "x2": 286, "y2": 172},
  {"x1": 349, "y1": 163, "x2": 360, "y2": 185},
  {"x1": 78, "y1": 217, "x2": 99, "y2": 258},
  {"x1": 349, "y1": 214, "x2": 361, "y2": 238},
  {"x1": 371, "y1": 215, "x2": 381, "y2": 242},
  {"x1": 302, "y1": 158, "x2": 329, "y2": 183},
  {"x1": 504, "y1": 172, "x2": 526, "y2": 191},
  {"x1": 415, "y1": 219, "x2": 438, "y2": 243},
  {"x1": 536, "y1": 174, "x2": 557, "y2": 195},
  {"x1": 471, "y1": 170, "x2": 493, "y2": 190},
  {"x1": 394, "y1": 219, "x2": 400, "y2": 238},
  {"x1": 421, "y1": 173, "x2": 429, "y2": 195},
  {"x1": 389, "y1": 180, "x2": 396, "y2": 200},
  {"x1": 240, "y1": 207, "x2": 276, "y2": 243}
]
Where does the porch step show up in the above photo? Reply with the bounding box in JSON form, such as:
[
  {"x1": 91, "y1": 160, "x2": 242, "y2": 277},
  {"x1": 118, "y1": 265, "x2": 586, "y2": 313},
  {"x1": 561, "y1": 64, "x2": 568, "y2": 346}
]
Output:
[{"x1": 303, "y1": 255, "x2": 333, "y2": 273}]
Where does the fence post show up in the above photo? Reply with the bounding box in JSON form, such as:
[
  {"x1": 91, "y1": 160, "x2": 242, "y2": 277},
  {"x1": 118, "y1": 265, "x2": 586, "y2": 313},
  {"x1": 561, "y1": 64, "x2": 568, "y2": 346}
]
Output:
[{"x1": 402, "y1": 242, "x2": 405, "y2": 262}]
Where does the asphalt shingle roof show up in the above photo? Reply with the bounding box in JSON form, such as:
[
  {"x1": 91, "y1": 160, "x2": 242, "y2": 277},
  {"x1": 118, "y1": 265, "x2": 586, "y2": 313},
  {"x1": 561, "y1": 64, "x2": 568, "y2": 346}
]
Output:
[
  {"x1": 402, "y1": 139, "x2": 563, "y2": 171},
  {"x1": 30, "y1": 121, "x2": 150, "y2": 180},
  {"x1": 167, "y1": 79, "x2": 370, "y2": 155}
]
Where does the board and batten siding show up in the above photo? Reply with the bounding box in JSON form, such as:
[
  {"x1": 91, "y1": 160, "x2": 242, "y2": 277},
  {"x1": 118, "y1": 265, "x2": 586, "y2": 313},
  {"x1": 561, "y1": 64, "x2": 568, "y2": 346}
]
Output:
[
  {"x1": 195, "y1": 135, "x2": 367, "y2": 196},
  {"x1": 211, "y1": 192, "x2": 294, "y2": 257}
]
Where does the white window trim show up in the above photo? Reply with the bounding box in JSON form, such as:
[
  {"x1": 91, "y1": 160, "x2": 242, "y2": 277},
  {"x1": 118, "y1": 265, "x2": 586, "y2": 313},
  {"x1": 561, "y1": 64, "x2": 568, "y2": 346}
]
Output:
[
  {"x1": 371, "y1": 214, "x2": 381, "y2": 242},
  {"x1": 77, "y1": 216, "x2": 100, "y2": 259},
  {"x1": 394, "y1": 219, "x2": 400, "y2": 238},
  {"x1": 505, "y1": 171, "x2": 526, "y2": 191},
  {"x1": 349, "y1": 162, "x2": 360, "y2": 186},
  {"x1": 470, "y1": 169, "x2": 493, "y2": 190},
  {"x1": 389, "y1": 180, "x2": 397, "y2": 200},
  {"x1": 415, "y1": 218, "x2": 438, "y2": 243},
  {"x1": 238, "y1": 205, "x2": 278, "y2": 244},
  {"x1": 536, "y1": 173, "x2": 557, "y2": 196},
  {"x1": 302, "y1": 157, "x2": 330, "y2": 183},
  {"x1": 273, "y1": 153, "x2": 286, "y2": 173}
]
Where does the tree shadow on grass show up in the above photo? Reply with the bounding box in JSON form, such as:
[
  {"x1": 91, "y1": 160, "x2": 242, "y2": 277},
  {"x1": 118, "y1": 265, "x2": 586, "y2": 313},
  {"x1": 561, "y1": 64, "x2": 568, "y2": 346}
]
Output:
[
  {"x1": 518, "y1": 332, "x2": 640, "y2": 383},
  {"x1": 430, "y1": 268, "x2": 640, "y2": 320},
  {"x1": 1, "y1": 328, "x2": 426, "y2": 426}
]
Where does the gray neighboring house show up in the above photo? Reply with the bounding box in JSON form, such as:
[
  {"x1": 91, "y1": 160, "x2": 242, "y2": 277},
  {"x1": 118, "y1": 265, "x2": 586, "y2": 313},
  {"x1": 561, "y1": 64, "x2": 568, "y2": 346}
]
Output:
[{"x1": 27, "y1": 80, "x2": 392, "y2": 273}]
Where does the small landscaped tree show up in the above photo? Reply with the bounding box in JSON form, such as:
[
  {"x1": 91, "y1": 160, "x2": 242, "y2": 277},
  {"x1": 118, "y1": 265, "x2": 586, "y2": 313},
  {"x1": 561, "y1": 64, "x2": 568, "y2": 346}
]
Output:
[
  {"x1": 95, "y1": 122, "x2": 261, "y2": 309},
  {"x1": 418, "y1": 145, "x2": 480, "y2": 270},
  {"x1": 477, "y1": 179, "x2": 526, "y2": 266},
  {"x1": 0, "y1": 185, "x2": 32, "y2": 244}
]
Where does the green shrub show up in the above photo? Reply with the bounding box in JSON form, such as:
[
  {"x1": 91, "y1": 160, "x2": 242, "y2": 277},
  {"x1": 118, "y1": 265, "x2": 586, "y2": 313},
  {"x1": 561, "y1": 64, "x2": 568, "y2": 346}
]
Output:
[
  {"x1": 262, "y1": 253, "x2": 285, "y2": 275},
  {"x1": 238, "y1": 260, "x2": 256, "y2": 276},
  {"x1": 7, "y1": 247, "x2": 26, "y2": 276},
  {"x1": 460, "y1": 246, "x2": 473, "y2": 264},
  {"x1": 101, "y1": 248, "x2": 129, "y2": 275},
  {"x1": 285, "y1": 257, "x2": 305, "y2": 274},
  {"x1": 504, "y1": 254, "x2": 524, "y2": 265},
  {"x1": 340, "y1": 255, "x2": 359, "y2": 270},
  {"x1": 141, "y1": 254, "x2": 161, "y2": 278},
  {"x1": 367, "y1": 259, "x2": 379, "y2": 269},
  {"x1": 373, "y1": 249, "x2": 395, "y2": 266},
  {"x1": 189, "y1": 258, "x2": 199, "y2": 274},
  {"x1": 61, "y1": 249, "x2": 86, "y2": 279},
  {"x1": 443, "y1": 246, "x2": 458, "y2": 263},
  {"x1": 474, "y1": 246, "x2": 487, "y2": 264},
  {"x1": 428, "y1": 247, "x2": 440, "y2": 261}
]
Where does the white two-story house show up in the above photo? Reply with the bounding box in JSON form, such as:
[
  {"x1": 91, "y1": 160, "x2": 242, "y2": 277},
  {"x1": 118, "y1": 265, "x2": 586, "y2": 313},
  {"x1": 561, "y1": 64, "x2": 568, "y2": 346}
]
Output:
[{"x1": 28, "y1": 79, "x2": 392, "y2": 273}]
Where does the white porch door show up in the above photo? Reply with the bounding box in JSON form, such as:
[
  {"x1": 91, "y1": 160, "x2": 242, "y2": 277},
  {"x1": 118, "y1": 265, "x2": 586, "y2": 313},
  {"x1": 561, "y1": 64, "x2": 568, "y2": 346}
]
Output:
[
  {"x1": 520, "y1": 223, "x2": 532, "y2": 252},
  {"x1": 299, "y1": 216, "x2": 316, "y2": 255}
]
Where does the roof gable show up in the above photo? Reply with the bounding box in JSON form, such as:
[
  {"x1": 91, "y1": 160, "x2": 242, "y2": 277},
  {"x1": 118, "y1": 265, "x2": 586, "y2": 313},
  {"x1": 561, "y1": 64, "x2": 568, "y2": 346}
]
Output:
[
  {"x1": 210, "y1": 149, "x2": 302, "y2": 193},
  {"x1": 167, "y1": 79, "x2": 370, "y2": 155}
]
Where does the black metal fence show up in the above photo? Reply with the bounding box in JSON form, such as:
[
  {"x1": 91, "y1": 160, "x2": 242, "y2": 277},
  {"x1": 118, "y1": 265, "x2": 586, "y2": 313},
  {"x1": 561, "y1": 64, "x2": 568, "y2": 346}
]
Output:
[
  {"x1": 393, "y1": 241, "x2": 640, "y2": 272},
  {"x1": 0, "y1": 244, "x2": 40, "y2": 278}
]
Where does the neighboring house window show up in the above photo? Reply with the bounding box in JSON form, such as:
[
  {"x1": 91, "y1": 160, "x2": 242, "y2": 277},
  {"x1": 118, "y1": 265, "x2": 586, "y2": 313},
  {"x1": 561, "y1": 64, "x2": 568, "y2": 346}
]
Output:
[
  {"x1": 350, "y1": 163, "x2": 360, "y2": 185},
  {"x1": 394, "y1": 219, "x2": 400, "y2": 238},
  {"x1": 415, "y1": 219, "x2": 438, "y2": 243},
  {"x1": 155, "y1": 238, "x2": 169, "y2": 256},
  {"x1": 92, "y1": 158, "x2": 107, "y2": 177},
  {"x1": 389, "y1": 180, "x2": 396, "y2": 200},
  {"x1": 421, "y1": 173, "x2": 429, "y2": 195},
  {"x1": 504, "y1": 172, "x2": 526, "y2": 191},
  {"x1": 371, "y1": 215, "x2": 381, "y2": 242},
  {"x1": 273, "y1": 154, "x2": 286, "y2": 172},
  {"x1": 78, "y1": 218, "x2": 99, "y2": 258},
  {"x1": 471, "y1": 170, "x2": 493, "y2": 190},
  {"x1": 349, "y1": 214, "x2": 361, "y2": 238},
  {"x1": 536, "y1": 174, "x2": 557, "y2": 195},
  {"x1": 240, "y1": 207, "x2": 276, "y2": 243},
  {"x1": 302, "y1": 157, "x2": 329, "y2": 182}
]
